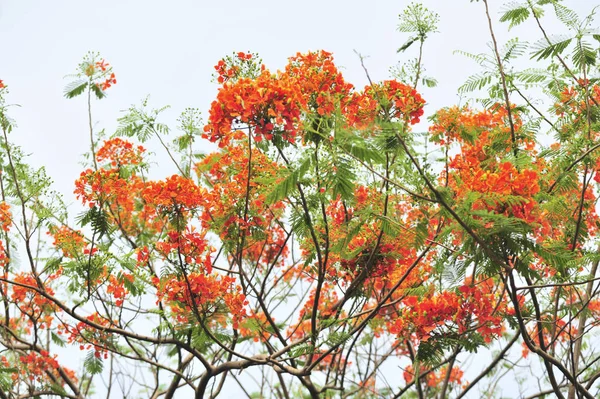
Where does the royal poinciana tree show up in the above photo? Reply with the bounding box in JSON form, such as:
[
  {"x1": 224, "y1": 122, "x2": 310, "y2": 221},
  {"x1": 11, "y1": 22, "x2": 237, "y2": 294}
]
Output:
[{"x1": 1, "y1": 1, "x2": 600, "y2": 398}]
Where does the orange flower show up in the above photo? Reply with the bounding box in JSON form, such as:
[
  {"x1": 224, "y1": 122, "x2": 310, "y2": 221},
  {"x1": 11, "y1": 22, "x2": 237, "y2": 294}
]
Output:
[
  {"x1": 49, "y1": 226, "x2": 87, "y2": 258},
  {"x1": 96, "y1": 137, "x2": 145, "y2": 166},
  {"x1": 0, "y1": 202, "x2": 12, "y2": 231}
]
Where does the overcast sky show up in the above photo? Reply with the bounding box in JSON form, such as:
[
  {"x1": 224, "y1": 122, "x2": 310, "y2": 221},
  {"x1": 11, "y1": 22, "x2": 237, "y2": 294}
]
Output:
[{"x1": 0, "y1": 2, "x2": 597, "y2": 396}]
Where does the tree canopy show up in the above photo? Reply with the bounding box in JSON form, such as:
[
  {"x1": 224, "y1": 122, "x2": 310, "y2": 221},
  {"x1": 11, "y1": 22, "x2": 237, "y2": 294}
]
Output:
[{"x1": 1, "y1": 1, "x2": 600, "y2": 398}]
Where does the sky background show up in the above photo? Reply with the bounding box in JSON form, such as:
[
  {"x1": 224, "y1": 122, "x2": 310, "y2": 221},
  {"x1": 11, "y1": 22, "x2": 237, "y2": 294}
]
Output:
[{"x1": 0, "y1": 1, "x2": 597, "y2": 397}]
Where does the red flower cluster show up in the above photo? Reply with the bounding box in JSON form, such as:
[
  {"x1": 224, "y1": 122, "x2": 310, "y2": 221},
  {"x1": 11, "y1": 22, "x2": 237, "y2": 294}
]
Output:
[
  {"x1": 214, "y1": 52, "x2": 257, "y2": 84},
  {"x1": 64, "y1": 312, "x2": 113, "y2": 359},
  {"x1": 154, "y1": 272, "x2": 247, "y2": 328},
  {"x1": 106, "y1": 273, "x2": 134, "y2": 307},
  {"x1": 97, "y1": 73, "x2": 117, "y2": 91},
  {"x1": 205, "y1": 50, "x2": 426, "y2": 147},
  {"x1": 387, "y1": 278, "x2": 505, "y2": 343},
  {"x1": 0, "y1": 202, "x2": 12, "y2": 232},
  {"x1": 204, "y1": 71, "x2": 304, "y2": 146},
  {"x1": 197, "y1": 144, "x2": 288, "y2": 269},
  {"x1": 96, "y1": 137, "x2": 145, "y2": 166},
  {"x1": 16, "y1": 351, "x2": 61, "y2": 383},
  {"x1": 49, "y1": 226, "x2": 87, "y2": 258},
  {"x1": 155, "y1": 229, "x2": 212, "y2": 270},
  {"x1": 403, "y1": 364, "x2": 465, "y2": 388},
  {"x1": 142, "y1": 174, "x2": 205, "y2": 210},
  {"x1": 285, "y1": 50, "x2": 354, "y2": 116},
  {"x1": 366, "y1": 80, "x2": 426, "y2": 124},
  {"x1": 11, "y1": 273, "x2": 58, "y2": 332}
]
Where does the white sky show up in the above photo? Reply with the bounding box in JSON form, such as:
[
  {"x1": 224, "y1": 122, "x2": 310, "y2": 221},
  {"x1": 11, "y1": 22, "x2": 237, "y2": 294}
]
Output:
[{"x1": 0, "y1": 1, "x2": 597, "y2": 397}]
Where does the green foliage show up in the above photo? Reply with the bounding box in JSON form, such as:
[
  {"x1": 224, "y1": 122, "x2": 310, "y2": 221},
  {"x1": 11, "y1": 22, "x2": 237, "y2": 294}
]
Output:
[
  {"x1": 502, "y1": 38, "x2": 528, "y2": 62},
  {"x1": 334, "y1": 130, "x2": 385, "y2": 165},
  {"x1": 517, "y1": 68, "x2": 550, "y2": 86},
  {"x1": 289, "y1": 343, "x2": 315, "y2": 359},
  {"x1": 290, "y1": 202, "x2": 314, "y2": 241},
  {"x1": 459, "y1": 72, "x2": 494, "y2": 94},
  {"x1": 395, "y1": 2, "x2": 439, "y2": 89},
  {"x1": 326, "y1": 331, "x2": 351, "y2": 346},
  {"x1": 0, "y1": 366, "x2": 17, "y2": 392},
  {"x1": 531, "y1": 35, "x2": 573, "y2": 61},
  {"x1": 77, "y1": 206, "x2": 111, "y2": 239},
  {"x1": 398, "y1": 2, "x2": 440, "y2": 40},
  {"x1": 376, "y1": 215, "x2": 400, "y2": 238},
  {"x1": 91, "y1": 83, "x2": 106, "y2": 99},
  {"x1": 47, "y1": 382, "x2": 69, "y2": 397},
  {"x1": 440, "y1": 256, "x2": 468, "y2": 287},
  {"x1": 190, "y1": 327, "x2": 216, "y2": 351},
  {"x1": 500, "y1": 2, "x2": 531, "y2": 29},
  {"x1": 331, "y1": 217, "x2": 368, "y2": 258},
  {"x1": 63, "y1": 81, "x2": 88, "y2": 99},
  {"x1": 51, "y1": 332, "x2": 67, "y2": 347},
  {"x1": 326, "y1": 155, "x2": 356, "y2": 201},
  {"x1": 115, "y1": 98, "x2": 171, "y2": 142},
  {"x1": 553, "y1": 2, "x2": 580, "y2": 29},
  {"x1": 398, "y1": 37, "x2": 418, "y2": 53},
  {"x1": 572, "y1": 40, "x2": 597, "y2": 69},
  {"x1": 84, "y1": 351, "x2": 104, "y2": 375},
  {"x1": 415, "y1": 340, "x2": 445, "y2": 365},
  {"x1": 266, "y1": 156, "x2": 311, "y2": 204}
]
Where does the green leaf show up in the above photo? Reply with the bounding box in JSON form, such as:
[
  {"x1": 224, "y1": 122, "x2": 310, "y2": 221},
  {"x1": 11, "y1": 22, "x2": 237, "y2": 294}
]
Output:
[
  {"x1": 329, "y1": 156, "x2": 355, "y2": 201},
  {"x1": 531, "y1": 36, "x2": 572, "y2": 61},
  {"x1": 64, "y1": 81, "x2": 88, "y2": 99},
  {"x1": 77, "y1": 206, "x2": 111, "y2": 239},
  {"x1": 332, "y1": 217, "x2": 367, "y2": 256},
  {"x1": 326, "y1": 331, "x2": 351, "y2": 346},
  {"x1": 289, "y1": 343, "x2": 314, "y2": 358},
  {"x1": 459, "y1": 72, "x2": 493, "y2": 93},
  {"x1": 572, "y1": 40, "x2": 597, "y2": 69},
  {"x1": 0, "y1": 367, "x2": 18, "y2": 373},
  {"x1": 289, "y1": 205, "x2": 312, "y2": 240},
  {"x1": 45, "y1": 257, "x2": 63, "y2": 274},
  {"x1": 500, "y1": 2, "x2": 530, "y2": 30},
  {"x1": 453, "y1": 50, "x2": 493, "y2": 67},
  {"x1": 517, "y1": 68, "x2": 548, "y2": 85},
  {"x1": 414, "y1": 219, "x2": 429, "y2": 249},
  {"x1": 376, "y1": 215, "x2": 400, "y2": 238},
  {"x1": 422, "y1": 77, "x2": 438, "y2": 88},
  {"x1": 0, "y1": 367, "x2": 16, "y2": 393},
  {"x1": 84, "y1": 350, "x2": 104, "y2": 375},
  {"x1": 266, "y1": 157, "x2": 311, "y2": 204},
  {"x1": 48, "y1": 382, "x2": 68, "y2": 396},
  {"x1": 416, "y1": 340, "x2": 444, "y2": 365},
  {"x1": 190, "y1": 328, "x2": 214, "y2": 351},
  {"x1": 553, "y1": 3, "x2": 579, "y2": 29},
  {"x1": 51, "y1": 332, "x2": 66, "y2": 347},
  {"x1": 115, "y1": 100, "x2": 170, "y2": 142},
  {"x1": 398, "y1": 37, "x2": 417, "y2": 53},
  {"x1": 502, "y1": 38, "x2": 528, "y2": 62},
  {"x1": 441, "y1": 258, "x2": 467, "y2": 286},
  {"x1": 91, "y1": 83, "x2": 106, "y2": 99}
]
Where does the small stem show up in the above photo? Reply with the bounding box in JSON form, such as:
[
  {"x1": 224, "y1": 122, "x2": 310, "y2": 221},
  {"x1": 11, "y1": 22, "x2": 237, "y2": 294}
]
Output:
[
  {"x1": 414, "y1": 39, "x2": 424, "y2": 90},
  {"x1": 88, "y1": 85, "x2": 98, "y2": 171}
]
